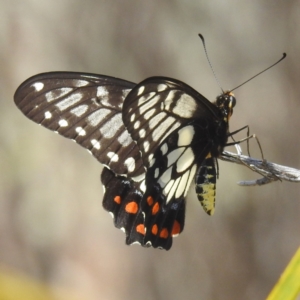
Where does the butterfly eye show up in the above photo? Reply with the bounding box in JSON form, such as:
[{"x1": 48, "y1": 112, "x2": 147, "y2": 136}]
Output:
[{"x1": 230, "y1": 95, "x2": 236, "y2": 108}]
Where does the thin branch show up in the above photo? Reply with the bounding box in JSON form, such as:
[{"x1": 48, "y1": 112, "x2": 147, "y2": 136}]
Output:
[{"x1": 220, "y1": 151, "x2": 300, "y2": 186}]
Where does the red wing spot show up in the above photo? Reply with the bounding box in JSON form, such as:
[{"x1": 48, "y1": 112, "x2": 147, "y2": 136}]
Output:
[
  {"x1": 152, "y1": 202, "x2": 160, "y2": 215},
  {"x1": 114, "y1": 196, "x2": 121, "y2": 204},
  {"x1": 159, "y1": 228, "x2": 169, "y2": 239},
  {"x1": 152, "y1": 224, "x2": 158, "y2": 235},
  {"x1": 125, "y1": 201, "x2": 138, "y2": 214},
  {"x1": 171, "y1": 220, "x2": 181, "y2": 236},
  {"x1": 136, "y1": 224, "x2": 145, "y2": 235},
  {"x1": 147, "y1": 196, "x2": 154, "y2": 206}
]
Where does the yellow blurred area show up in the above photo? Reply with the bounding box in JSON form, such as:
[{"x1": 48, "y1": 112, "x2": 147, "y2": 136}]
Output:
[
  {"x1": 267, "y1": 247, "x2": 300, "y2": 300},
  {"x1": 0, "y1": 267, "x2": 82, "y2": 300}
]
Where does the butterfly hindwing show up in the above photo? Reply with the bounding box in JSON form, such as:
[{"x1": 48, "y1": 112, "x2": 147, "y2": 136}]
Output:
[
  {"x1": 101, "y1": 166, "x2": 186, "y2": 250},
  {"x1": 14, "y1": 72, "x2": 144, "y2": 177},
  {"x1": 101, "y1": 167, "x2": 146, "y2": 246}
]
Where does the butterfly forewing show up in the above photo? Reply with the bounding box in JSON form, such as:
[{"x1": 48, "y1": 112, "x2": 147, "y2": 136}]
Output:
[
  {"x1": 122, "y1": 77, "x2": 220, "y2": 168},
  {"x1": 14, "y1": 72, "x2": 144, "y2": 178}
]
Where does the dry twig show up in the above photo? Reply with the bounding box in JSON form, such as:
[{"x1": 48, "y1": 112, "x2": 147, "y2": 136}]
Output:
[{"x1": 220, "y1": 151, "x2": 300, "y2": 186}]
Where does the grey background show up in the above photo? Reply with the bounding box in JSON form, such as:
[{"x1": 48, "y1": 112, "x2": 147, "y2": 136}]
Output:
[{"x1": 1, "y1": 1, "x2": 300, "y2": 299}]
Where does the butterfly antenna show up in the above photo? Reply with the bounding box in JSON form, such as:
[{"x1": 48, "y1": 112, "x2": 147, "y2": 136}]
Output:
[
  {"x1": 199, "y1": 34, "x2": 224, "y2": 94},
  {"x1": 230, "y1": 53, "x2": 287, "y2": 92}
]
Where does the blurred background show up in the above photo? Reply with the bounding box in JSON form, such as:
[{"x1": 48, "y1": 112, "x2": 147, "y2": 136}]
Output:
[{"x1": 1, "y1": 0, "x2": 300, "y2": 299}]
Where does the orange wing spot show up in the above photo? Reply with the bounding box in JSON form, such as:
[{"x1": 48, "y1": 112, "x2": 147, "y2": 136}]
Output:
[
  {"x1": 147, "y1": 196, "x2": 154, "y2": 206},
  {"x1": 159, "y1": 228, "x2": 169, "y2": 239},
  {"x1": 152, "y1": 224, "x2": 158, "y2": 235},
  {"x1": 136, "y1": 224, "x2": 145, "y2": 235},
  {"x1": 171, "y1": 220, "x2": 181, "y2": 236},
  {"x1": 114, "y1": 196, "x2": 121, "y2": 204},
  {"x1": 125, "y1": 201, "x2": 138, "y2": 214},
  {"x1": 152, "y1": 202, "x2": 160, "y2": 215}
]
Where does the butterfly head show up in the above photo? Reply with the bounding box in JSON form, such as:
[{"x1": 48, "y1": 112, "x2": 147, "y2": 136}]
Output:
[{"x1": 215, "y1": 91, "x2": 236, "y2": 122}]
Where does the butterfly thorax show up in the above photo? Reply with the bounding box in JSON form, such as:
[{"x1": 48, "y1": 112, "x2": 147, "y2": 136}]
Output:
[{"x1": 209, "y1": 91, "x2": 236, "y2": 157}]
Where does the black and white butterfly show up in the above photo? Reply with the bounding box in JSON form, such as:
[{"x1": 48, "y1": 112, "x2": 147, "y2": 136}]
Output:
[{"x1": 14, "y1": 71, "x2": 236, "y2": 250}]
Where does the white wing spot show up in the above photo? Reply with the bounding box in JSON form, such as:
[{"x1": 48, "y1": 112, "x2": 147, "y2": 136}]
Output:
[
  {"x1": 143, "y1": 141, "x2": 150, "y2": 152},
  {"x1": 164, "y1": 90, "x2": 177, "y2": 110},
  {"x1": 100, "y1": 114, "x2": 123, "y2": 139},
  {"x1": 32, "y1": 82, "x2": 44, "y2": 91},
  {"x1": 55, "y1": 93, "x2": 83, "y2": 111},
  {"x1": 139, "y1": 128, "x2": 146, "y2": 138},
  {"x1": 131, "y1": 173, "x2": 145, "y2": 182},
  {"x1": 45, "y1": 88, "x2": 73, "y2": 102},
  {"x1": 160, "y1": 143, "x2": 168, "y2": 155},
  {"x1": 176, "y1": 148, "x2": 195, "y2": 172},
  {"x1": 137, "y1": 85, "x2": 145, "y2": 96},
  {"x1": 44, "y1": 111, "x2": 52, "y2": 119},
  {"x1": 124, "y1": 157, "x2": 136, "y2": 172},
  {"x1": 157, "y1": 84, "x2": 167, "y2": 92},
  {"x1": 73, "y1": 79, "x2": 89, "y2": 87},
  {"x1": 166, "y1": 177, "x2": 181, "y2": 203},
  {"x1": 173, "y1": 94, "x2": 197, "y2": 118},
  {"x1": 178, "y1": 126, "x2": 195, "y2": 146},
  {"x1": 130, "y1": 113, "x2": 136, "y2": 122},
  {"x1": 91, "y1": 139, "x2": 100, "y2": 150},
  {"x1": 175, "y1": 170, "x2": 190, "y2": 199},
  {"x1": 134, "y1": 120, "x2": 140, "y2": 129},
  {"x1": 163, "y1": 179, "x2": 174, "y2": 195},
  {"x1": 167, "y1": 148, "x2": 185, "y2": 167},
  {"x1": 143, "y1": 108, "x2": 156, "y2": 120},
  {"x1": 97, "y1": 86, "x2": 108, "y2": 97},
  {"x1": 158, "y1": 166, "x2": 172, "y2": 188},
  {"x1": 154, "y1": 168, "x2": 160, "y2": 178},
  {"x1": 148, "y1": 153, "x2": 154, "y2": 163},
  {"x1": 137, "y1": 92, "x2": 156, "y2": 106},
  {"x1": 130, "y1": 241, "x2": 142, "y2": 246},
  {"x1": 58, "y1": 119, "x2": 68, "y2": 127},
  {"x1": 140, "y1": 180, "x2": 146, "y2": 193},
  {"x1": 107, "y1": 152, "x2": 119, "y2": 162},
  {"x1": 87, "y1": 109, "x2": 111, "y2": 127},
  {"x1": 97, "y1": 87, "x2": 115, "y2": 108},
  {"x1": 117, "y1": 130, "x2": 133, "y2": 147},
  {"x1": 149, "y1": 112, "x2": 166, "y2": 129},
  {"x1": 70, "y1": 104, "x2": 88, "y2": 117},
  {"x1": 149, "y1": 157, "x2": 155, "y2": 168},
  {"x1": 152, "y1": 116, "x2": 176, "y2": 142},
  {"x1": 75, "y1": 126, "x2": 86, "y2": 136},
  {"x1": 139, "y1": 95, "x2": 160, "y2": 114}
]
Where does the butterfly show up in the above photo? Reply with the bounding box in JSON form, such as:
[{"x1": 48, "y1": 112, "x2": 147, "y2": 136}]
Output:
[{"x1": 14, "y1": 71, "x2": 236, "y2": 250}]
